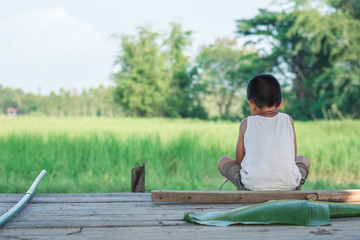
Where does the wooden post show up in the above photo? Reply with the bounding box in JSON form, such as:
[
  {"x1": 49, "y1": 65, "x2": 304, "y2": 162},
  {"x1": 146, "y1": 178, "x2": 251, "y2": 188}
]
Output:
[{"x1": 131, "y1": 163, "x2": 145, "y2": 193}]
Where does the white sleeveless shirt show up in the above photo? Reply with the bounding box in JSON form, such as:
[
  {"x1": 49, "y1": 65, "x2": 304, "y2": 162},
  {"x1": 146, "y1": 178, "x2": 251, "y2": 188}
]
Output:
[{"x1": 240, "y1": 113, "x2": 301, "y2": 190}]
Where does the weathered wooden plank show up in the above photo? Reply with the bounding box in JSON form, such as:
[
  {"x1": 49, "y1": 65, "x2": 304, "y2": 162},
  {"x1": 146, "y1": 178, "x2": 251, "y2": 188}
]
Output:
[
  {"x1": 2, "y1": 219, "x2": 186, "y2": 228},
  {"x1": 4, "y1": 202, "x2": 359, "y2": 217},
  {"x1": 0, "y1": 193, "x2": 152, "y2": 203},
  {"x1": 5, "y1": 203, "x2": 360, "y2": 222},
  {"x1": 151, "y1": 190, "x2": 360, "y2": 203},
  {"x1": 0, "y1": 202, "x2": 250, "y2": 228},
  {"x1": 0, "y1": 202, "x2": 247, "y2": 214},
  {"x1": 1, "y1": 222, "x2": 360, "y2": 240},
  {"x1": 317, "y1": 190, "x2": 360, "y2": 202},
  {"x1": 0, "y1": 194, "x2": 23, "y2": 203},
  {"x1": 0, "y1": 202, "x2": 248, "y2": 221},
  {"x1": 6, "y1": 212, "x2": 360, "y2": 224}
]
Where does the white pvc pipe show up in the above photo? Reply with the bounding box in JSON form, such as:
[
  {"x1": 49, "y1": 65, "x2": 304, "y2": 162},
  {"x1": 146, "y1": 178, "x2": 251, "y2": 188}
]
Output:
[{"x1": 0, "y1": 170, "x2": 47, "y2": 227}]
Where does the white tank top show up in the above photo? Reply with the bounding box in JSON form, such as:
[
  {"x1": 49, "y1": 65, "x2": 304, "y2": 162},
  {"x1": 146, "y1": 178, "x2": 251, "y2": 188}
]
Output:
[{"x1": 240, "y1": 113, "x2": 301, "y2": 190}]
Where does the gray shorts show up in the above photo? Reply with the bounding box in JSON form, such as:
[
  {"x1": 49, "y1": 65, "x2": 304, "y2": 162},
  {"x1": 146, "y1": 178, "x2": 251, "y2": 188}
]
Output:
[
  {"x1": 220, "y1": 161, "x2": 309, "y2": 190},
  {"x1": 220, "y1": 162, "x2": 247, "y2": 190}
]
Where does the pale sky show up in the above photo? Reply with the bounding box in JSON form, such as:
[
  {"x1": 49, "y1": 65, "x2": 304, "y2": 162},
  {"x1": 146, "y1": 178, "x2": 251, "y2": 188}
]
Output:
[{"x1": 0, "y1": 0, "x2": 275, "y2": 94}]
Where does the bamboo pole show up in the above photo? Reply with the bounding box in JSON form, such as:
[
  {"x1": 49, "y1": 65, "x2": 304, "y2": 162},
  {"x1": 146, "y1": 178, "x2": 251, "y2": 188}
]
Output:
[{"x1": 0, "y1": 170, "x2": 47, "y2": 227}]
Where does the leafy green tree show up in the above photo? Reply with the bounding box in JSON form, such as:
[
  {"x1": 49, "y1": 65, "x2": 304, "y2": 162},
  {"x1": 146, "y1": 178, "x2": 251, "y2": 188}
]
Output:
[
  {"x1": 112, "y1": 26, "x2": 171, "y2": 117},
  {"x1": 236, "y1": 1, "x2": 360, "y2": 119},
  {"x1": 327, "y1": 0, "x2": 360, "y2": 19},
  {"x1": 72, "y1": 89, "x2": 81, "y2": 116},
  {"x1": 0, "y1": 86, "x2": 34, "y2": 114},
  {"x1": 165, "y1": 23, "x2": 207, "y2": 118},
  {"x1": 80, "y1": 89, "x2": 89, "y2": 116},
  {"x1": 103, "y1": 86, "x2": 118, "y2": 117},
  {"x1": 49, "y1": 91, "x2": 62, "y2": 116},
  {"x1": 325, "y1": 0, "x2": 360, "y2": 118},
  {"x1": 22, "y1": 93, "x2": 40, "y2": 114},
  {"x1": 0, "y1": 86, "x2": 18, "y2": 113},
  {"x1": 196, "y1": 38, "x2": 270, "y2": 119}
]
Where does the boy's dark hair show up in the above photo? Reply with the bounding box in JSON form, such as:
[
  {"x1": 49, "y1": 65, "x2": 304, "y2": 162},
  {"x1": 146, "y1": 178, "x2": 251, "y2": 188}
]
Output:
[{"x1": 247, "y1": 74, "x2": 282, "y2": 108}]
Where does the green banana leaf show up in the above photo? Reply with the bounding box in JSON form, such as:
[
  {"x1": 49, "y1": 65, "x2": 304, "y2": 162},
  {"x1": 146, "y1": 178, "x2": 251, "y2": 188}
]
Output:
[
  {"x1": 326, "y1": 201, "x2": 360, "y2": 218},
  {"x1": 184, "y1": 200, "x2": 360, "y2": 226}
]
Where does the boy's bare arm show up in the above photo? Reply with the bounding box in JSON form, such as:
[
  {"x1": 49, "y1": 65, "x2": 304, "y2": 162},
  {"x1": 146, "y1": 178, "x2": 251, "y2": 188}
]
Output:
[
  {"x1": 235, "y1": 118, "x2": 247, "y2": 165},
  {"x1": 289, "y1": 115, "x2": 297, "y2": 161}
]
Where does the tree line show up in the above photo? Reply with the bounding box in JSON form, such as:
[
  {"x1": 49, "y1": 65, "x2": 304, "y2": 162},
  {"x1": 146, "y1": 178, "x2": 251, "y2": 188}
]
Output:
[
  {"x1": 1, "y1": 0, "x2": 359, "y2": 120},
  {"x1": 0, "y1": 85, "x2": 120, "y2": 117}
]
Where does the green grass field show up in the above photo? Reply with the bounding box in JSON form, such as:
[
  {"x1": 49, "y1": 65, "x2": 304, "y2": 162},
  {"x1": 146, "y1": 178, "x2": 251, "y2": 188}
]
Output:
[{"x1": 0, "y1": 117, "x2": 359, "y2": 193}]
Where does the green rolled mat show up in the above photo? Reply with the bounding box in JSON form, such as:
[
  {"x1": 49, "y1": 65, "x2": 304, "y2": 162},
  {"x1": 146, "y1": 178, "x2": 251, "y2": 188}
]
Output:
[{"x1": 184, "y1": 200, "x2": 360, "y2": 226}]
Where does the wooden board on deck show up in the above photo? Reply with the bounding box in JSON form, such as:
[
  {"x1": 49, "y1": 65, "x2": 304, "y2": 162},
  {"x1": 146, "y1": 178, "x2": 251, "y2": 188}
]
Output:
[
  {"x1": 151, "y1": 190, "x2": 360, "y2": 203},
  {"x1": 1, "y1": 193, "x2": 360, "y2": 240}
]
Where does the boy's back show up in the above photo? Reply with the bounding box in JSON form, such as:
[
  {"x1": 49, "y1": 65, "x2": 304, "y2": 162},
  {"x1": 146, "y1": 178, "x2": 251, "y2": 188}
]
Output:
[
  {"x1": 240, "y1": 113, "x2": 301, "y2": 190},
  {"x1": 217, "y1": 73, "x2": 310, "y2": 191}
]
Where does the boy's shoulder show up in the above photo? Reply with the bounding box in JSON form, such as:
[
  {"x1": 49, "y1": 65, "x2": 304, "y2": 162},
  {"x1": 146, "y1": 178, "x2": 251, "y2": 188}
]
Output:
[
  {"x1": 279, "y1": 112, "x2": 294, "y2": 124},
  {"x1": 246, "y1": 112, "x2": 291, "y2": 118},
  {"x1": 239, "y1": 117, "x2": 248, "y2": 136},
  {"x1": 246, "y1": 112, "x2": 294, "y2": 124},
  {"x1": 279, "y1": 112, "x2": 291, "y2": 118}
]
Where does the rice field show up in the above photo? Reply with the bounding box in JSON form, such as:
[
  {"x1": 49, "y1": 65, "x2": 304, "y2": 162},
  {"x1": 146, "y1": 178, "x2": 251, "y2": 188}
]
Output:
[{"x1": 0, "y1": 117, "x2": 359, "y2": 193}]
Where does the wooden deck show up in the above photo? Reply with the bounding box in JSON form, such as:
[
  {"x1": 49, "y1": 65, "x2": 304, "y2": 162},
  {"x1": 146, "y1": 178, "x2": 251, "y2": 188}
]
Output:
[{"x1": 1, "y1": 193, "x2": 360, "y2": 239}]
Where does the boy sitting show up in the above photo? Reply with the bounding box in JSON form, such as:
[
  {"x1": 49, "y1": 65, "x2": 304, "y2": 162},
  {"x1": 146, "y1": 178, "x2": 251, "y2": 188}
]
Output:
[{"x1": 218, "y1": 74, "x2": 310, "y2": 191}]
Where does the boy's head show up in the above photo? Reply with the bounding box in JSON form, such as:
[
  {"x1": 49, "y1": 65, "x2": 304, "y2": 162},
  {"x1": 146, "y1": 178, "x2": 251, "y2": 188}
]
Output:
[{"x1": 247, "y1": 74, "x2": 282, "y2": 108}]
